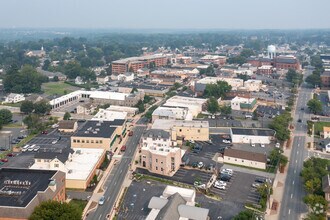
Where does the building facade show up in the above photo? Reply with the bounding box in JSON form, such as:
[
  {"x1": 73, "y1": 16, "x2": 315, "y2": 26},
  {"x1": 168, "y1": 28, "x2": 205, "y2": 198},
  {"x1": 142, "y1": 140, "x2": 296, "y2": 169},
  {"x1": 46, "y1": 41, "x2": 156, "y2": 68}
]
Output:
[{"x1": 223, "y1": 149, "x2": 267, "y2": 170}]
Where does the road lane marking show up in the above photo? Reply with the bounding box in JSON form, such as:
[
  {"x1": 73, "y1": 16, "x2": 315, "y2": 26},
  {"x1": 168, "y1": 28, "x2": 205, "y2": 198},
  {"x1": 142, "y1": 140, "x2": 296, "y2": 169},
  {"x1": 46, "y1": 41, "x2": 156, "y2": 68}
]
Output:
[
  {"x1": 291, "y1": 194, "x2": 293, "y2": 199},
  {"x1": 120, "y1": 169, "x2": 123, "y2": 174},
  {"x1": 114, "y1": 181, "x2": 117, "y2": 185},
  {"x1": 107, "y1": 197, "x2": 110, "y2": 202},
  {"x1": 98, "y1": 214, "x2": 102, "y2": 220},
  {"x1": 297, "y1": 151, "x2": 299, "y2": 154},
  {"x1": 292, "y1": 180, "x2": 295, "y2": 185},
  {"x1": 288, "y1": 209, "x2": 291, "y2": 215},
  {"x1": 297, "y1": 143, "x2": 300, "y2": 147},
  {"x1": 294, "y1": 169, "x2": 296, "y2": 174},
  {"x1": 296, "y1": 160, "x2": 298, "y2": 163}
]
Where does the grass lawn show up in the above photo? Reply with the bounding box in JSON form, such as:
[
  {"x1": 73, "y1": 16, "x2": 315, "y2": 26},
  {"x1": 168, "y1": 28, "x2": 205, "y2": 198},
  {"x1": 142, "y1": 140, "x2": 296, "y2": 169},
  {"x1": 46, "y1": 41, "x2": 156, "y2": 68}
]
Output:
[
  {"x1": 42, "y1": 82, "x2": 79, "y2": 96},
  {"x1": 69, "y1": 199, "x2": 87, "y2": 214},
  {"x1": 314, "y1": 121, "x2": 330, "y2": 136},
  {"x1": 1, "y1": 102, "x2": 21, "y2": 107}
]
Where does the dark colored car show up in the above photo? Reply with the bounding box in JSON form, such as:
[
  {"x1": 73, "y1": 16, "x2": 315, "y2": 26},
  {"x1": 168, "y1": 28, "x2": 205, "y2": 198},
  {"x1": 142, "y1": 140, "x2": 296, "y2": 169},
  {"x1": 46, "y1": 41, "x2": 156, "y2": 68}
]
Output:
[
  {"x1": 255, "y1": 177, "x2": 266, "y2": 183},
  {"x1": 192, "y1": 162, "x2": 198, "y2": 168},
  {"x1": 298, "y1": 119, "x2": 302, "y2": 123},
  {"x1": 120, "y1": 145, "x2": 127, "y2": 152},
  {"x1": 0, "y1": 158, "x2": 8, "y2": 162},
  {"x1": 7, "y1": 153, "x2": 15, "y2": 157},
  {"x1": 128, "y1": 131, "x2": 133, "y2": 136},
  {"x1": 41, "y1": 130, "x2": 48, "y2": 134},
  {"x1": 219, "y1": 174, "x2": 231, "y2": 182}
]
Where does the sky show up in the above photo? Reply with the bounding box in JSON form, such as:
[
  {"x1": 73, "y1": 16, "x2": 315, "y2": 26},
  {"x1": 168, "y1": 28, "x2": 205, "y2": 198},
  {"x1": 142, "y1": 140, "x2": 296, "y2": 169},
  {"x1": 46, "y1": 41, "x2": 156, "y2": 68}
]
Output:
[{"x1": 0, "y1": 0, "x2": 329, "y2": 29}]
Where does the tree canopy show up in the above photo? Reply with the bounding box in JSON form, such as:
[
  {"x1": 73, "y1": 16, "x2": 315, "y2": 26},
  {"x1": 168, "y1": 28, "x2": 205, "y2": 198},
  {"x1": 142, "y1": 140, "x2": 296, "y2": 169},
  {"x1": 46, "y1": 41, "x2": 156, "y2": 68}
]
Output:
[
  {"x1": 29, "y1": 200, "x2": 82, "y2": 220},
  {"x1": 3, "y1": 65, "x2": 48, "y2": 93},
  {"x1": 307, "y1": 98, "x2": 323, "y2": 115},
  {"x1": 269, "y1": 111, "x2": 292, "y2": 141},
  {"x1": 207, "y1": 97, "x2": 220, "y2": 114},
  {"x1": 203, "y1": 81, "x2": 232, "y2": 99},
  {"x1": 286, "y1": 69, "x2": 303, "y2": 86}
]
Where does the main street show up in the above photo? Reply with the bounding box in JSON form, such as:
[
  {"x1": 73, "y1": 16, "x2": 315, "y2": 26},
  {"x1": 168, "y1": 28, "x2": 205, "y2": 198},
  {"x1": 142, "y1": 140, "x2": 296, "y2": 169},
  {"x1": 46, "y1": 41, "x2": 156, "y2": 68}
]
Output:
[
  {"x1": 279, "y1": 71, "x2": 313, "y2": 219},
  {"x1": 86, "y1": 125, "x2": 146, "y2": 220}
]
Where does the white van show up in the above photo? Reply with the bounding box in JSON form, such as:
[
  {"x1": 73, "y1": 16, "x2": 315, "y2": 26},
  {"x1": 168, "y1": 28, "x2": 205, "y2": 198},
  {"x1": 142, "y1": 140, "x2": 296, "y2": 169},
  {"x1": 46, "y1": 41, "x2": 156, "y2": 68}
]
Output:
[
  {"x1": 22, "y1": 145, "x2": 30, "y2": 152},
  {"x1": 245, "y1": 114, "x2": 252, "y2": 119},
  {"x1": 28, "y1": 144, "x2": 36, "y2": 151}
]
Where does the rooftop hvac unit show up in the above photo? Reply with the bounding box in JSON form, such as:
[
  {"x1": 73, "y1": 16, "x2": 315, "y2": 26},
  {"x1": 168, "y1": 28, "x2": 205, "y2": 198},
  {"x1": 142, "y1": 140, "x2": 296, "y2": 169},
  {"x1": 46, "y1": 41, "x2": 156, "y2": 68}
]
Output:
[
  {"x1": 93, "y1": 131, "x2": 97, "y2": 134},
  {"x1": 68, "y1": 170, "x2": 73, "y2": 174}
]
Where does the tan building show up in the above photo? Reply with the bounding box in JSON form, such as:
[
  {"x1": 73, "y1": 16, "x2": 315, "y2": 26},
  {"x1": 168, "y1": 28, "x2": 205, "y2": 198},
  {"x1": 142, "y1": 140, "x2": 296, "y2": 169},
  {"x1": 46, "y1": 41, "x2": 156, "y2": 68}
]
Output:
[
  {"x1": 0, "y1": 168, "x2": 65, "y2": 220},
  {"x1": 31, "y1": 147, "x2": 105, "y2": 190},
  {"x1": 71, "y1": 119, "x2": 126, "y2": 150},
  {"x1": 152, "y1": 119, "x2": 209, "y2": 144},
  {"x1": 140, "y1": 129, "x2": 182, "y2": 176},
  {"x1": 76, "y1": 103, "x2": 97, "y2": 115},
  {"x1": 322, "y1": 127, "x2": 330, "y2": 139},
  {"x1": 58, "y1": 120, "x2": 78, "y2": 133},
  {"x1": 223, "y1": 149, "x2": 267, "y2": 170}
]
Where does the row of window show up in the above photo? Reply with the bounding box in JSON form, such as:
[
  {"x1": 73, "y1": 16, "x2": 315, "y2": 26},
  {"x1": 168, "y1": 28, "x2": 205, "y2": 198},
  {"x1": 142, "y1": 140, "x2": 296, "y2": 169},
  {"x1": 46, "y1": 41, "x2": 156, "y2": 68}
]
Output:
[
  {"x1": 226, "y1": 157, "x2": 259, "y2": 165},
  {"x1": 72, "y1": 139, "x2": 103, "y2": 144}
]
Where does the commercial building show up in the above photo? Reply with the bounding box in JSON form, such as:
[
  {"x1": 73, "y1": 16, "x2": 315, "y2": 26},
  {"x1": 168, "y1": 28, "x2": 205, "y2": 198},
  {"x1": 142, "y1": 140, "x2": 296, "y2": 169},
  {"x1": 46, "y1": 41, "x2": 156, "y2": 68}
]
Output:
[
  {"x1": 92, "y1": 109, "x2": 127, "y2": 121},
  {"x1": 321, "y1": 70, "x2": 330, "y2": 88},
  {"x1": 230, "y1": 96, "x2": 257, "y2": 111},
  {"x1": 223, "y1": 149, "x2": 267, "y2": 170},
  {"x1": 112, "y1": 54, "x2": 170, "y2": 74},
  {"x1": 247, "y1": 56, "x2": 300, "y2": 70},
  {"x1": 257, "y1": 65, "x2": 274, "y2": 75},
  {"x1": 0, "y1": 168, "x2": 65, "y2": 220},
  {"x1": 243, "y1": 79, "x2": 263, "y2": 92},
  {"x1": 31, "y1": 148, "x2": 105, "y2": 190},
  {"x1": 199, "y1": 55, "x2": 226, "y2": 66},
  {"x1": 194, "y1": 77, "x2": 244, "y2": 95},
  {"x1": 117, "y1": 82, "x2": 170, "y2": 97},
  {"x1": 3, "y1": 93, "x2": 25, "y2": 104},
  {"x1": 230, "y1": 128, "x2": 275, "y2": 144},
  {"x1": 163, "y1": 96, "x2": 207, "y2": 117},
  {"x1": 152, "y1": 106, "x2": 192, "y2": 122},
  {"x1": 106, "y1": 105, "x2": 139, "y2": 117},
  {"x1": 117, "y1": 72, "x2": 135, "y2": 82},
  {"x1": 58, "y1": 120, "x2": 78, "y2": 133},
  {"x1": 49, "y1": 90, "x2": 144, "y2": 110},
  {"x1": 96, "y1": 75, "x2": 109, "y2": 84},
  {"x1": 71, "y1": 119, "x2": 126, "y2": 150},
  {"x1": 140, "y1": 129, "x2": 182, "y2": 176},
  {"x1": 147, "y1": 185, "x2": 209, "y2": 220},
  {"x1": 76, "y1": 103, "x2": 97, "y2": 115},
  {"x1": 152, "y1": 119, "x2": 209, "y2": 143}
]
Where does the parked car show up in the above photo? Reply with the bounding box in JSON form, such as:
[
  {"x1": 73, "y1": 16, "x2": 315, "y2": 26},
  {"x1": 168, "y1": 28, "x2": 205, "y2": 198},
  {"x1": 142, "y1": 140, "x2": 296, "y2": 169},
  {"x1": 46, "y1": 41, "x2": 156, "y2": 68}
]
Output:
[
  {"x1": 7, "y1": 153, "x2": 15, "y2": 157},
  {"x1": 219, "y1": 174, "x2": 231, "y2": 182},
  {"x1": 298, "y1": 119, "x2": 302, "y2": 123},
  {"x1": 251, "y1": 143, "x2": 256, "y2": 147},
  {"x1": 120, "y1": 145, "x2": 127, "y2": 152},
  {"x1": 275, "y1": 143, "x2": 280, "y2": 148},
  {"x1": 28, "y1": 144, "x2": 36, "y2": 152},
  {"x1": 192, "y1": 162, "x2": 198, "y2": 168},
  {"x1": 0, "y1": 161, "x2": 4, "y2": 165},
  {"x1": 128, "y1": 131, "x2": 133, "y2": 136},
  {"x1": 98, "y1": 196, "x2": 105, "y2": 205},
  {"x1": 33, "y1": 146, "x2": 40, "y2": 152},
  {"x1": 260, "y1": 144, "x2": 265, "y2": 148},
  {"x1": 197, "y1": 162, "x2": 204, "y2": 169},
  {"x1": 0, "y1": 158, "x2": 8, "y2": 162},
  {"x1": 215, "y1": 180, "x2": 227, "y2": 186},
  {"x1": 51, "y1": 140, "x2": 58, "y2": 144},
  {"x1": 22, "y1": 145, "x2": 30, "y2": 152},
  {"x1": 207, "y1": 164, "x2": 215, "y2": 171},
  {"x1": 252, "y1": 182, "x2": 261, "y2": 188},
  {"x1": 213, "y1": 182, "x2": 226, "y2": 190},
  {"x1": 255, "y1": 177, "x2": 266, "y2": 183}
]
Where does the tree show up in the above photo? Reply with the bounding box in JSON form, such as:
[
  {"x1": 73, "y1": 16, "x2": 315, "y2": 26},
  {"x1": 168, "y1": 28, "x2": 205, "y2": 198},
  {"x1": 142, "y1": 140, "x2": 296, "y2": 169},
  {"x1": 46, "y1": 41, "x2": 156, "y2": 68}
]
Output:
[
  {"x1": 303, "y1": 194, "x2": 327, "y2": 216},
  {"x1": 34, "y1": 100, "x2": 51, "y2": 115},
  {"x1": 53, "y1": 76, "x2": 59, "y2": 82},
  {"x1": 236, "y1": 73, "x2": 250, "y2": 81},
  {"x1": 203, "y1": 81, "x2": 232, "y2": 99},
  {"x1": 207, "y1": 97, "x2": 219, "y2": 114},
  {"x1": 42, "y1": 59, "x2": 51, "y2": 71},
  {"x1": 63, "y1": 112, "x2": 71, "y2": 120},
  {"x1": 307, "y1": 99, "x2": 323, "y2": 114},
  {"x1": 0, "y1": 109, "x2": 13, "y2": 125},
  {"x1": 23, "y1": 114, "x2": 45, "y2": 132},
  {"x1": 29, "y1": 200, "x2": 82, "y2": 220},
  {"x1": 269, "y1": 112, "x2": 292, "y2": 141},
  {"x1": 20, "y1": 100, "x2": 35, "y2": 114},
  {"x1": 220, "y1": 105, "x2": 232, "y2": 115},
  {"x1": 135, "y1": 100, "x2": 145, "y2": 113},
  {"x1": 286, "y1": 69, "x2": 303, "y2": 86},
  {"x1": 232, "y1": 209, "x2": 254, "y2": 220},
  {"x1": 305, "y1": 74, "x2": 321, "y2": 87}
]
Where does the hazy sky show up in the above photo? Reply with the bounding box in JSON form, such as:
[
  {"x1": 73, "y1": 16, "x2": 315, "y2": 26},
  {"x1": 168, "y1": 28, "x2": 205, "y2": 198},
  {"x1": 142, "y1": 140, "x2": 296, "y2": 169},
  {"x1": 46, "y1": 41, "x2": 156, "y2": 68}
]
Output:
[{"x1": 0, "y1": 0, "x2": 329, "y2": 29}]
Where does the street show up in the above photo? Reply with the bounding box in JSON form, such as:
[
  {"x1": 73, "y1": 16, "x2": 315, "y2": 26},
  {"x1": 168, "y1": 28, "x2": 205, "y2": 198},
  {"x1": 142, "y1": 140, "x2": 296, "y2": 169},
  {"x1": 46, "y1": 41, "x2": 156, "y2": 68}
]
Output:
[
  {"x1": 86, "y1": 126, "x2": 146, "y2": 220},
  {"x1": 279, "y1": 74, "x2": 313, "y2": 219}
]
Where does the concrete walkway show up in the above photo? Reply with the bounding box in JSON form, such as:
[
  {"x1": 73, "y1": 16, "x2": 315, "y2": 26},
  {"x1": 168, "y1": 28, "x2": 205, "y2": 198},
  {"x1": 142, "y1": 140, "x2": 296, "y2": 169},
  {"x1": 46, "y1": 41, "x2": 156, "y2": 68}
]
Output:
[{"x1": 221, "y1": 164, "x2": 276, "y2": 179}]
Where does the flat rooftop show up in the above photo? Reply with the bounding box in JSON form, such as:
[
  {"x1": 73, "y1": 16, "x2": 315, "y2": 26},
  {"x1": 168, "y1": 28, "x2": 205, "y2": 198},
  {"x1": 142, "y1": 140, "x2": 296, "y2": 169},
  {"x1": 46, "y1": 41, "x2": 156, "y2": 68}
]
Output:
[
  {"x1": 73, "y1": 120, "x2": 124, "y2": 138},
  {"x1": 0, "y1": 168, "x2": 57, "y2": 207},
  {"x1": 31, "y1": 148, "x2": 104, "y2": 181},
  {"x1": 231, "y1": 128, "x2": 275, "y2": 136},
  {"x1": 152, "y1": 119, "x2": 209, "y2": 130}
]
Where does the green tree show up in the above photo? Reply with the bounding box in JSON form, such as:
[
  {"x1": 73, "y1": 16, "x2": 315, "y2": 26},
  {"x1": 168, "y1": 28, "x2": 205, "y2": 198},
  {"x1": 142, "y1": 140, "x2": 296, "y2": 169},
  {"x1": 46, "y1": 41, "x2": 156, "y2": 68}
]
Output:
[
  {"x1": 23, "y1": 114, "x2": 44, "y2": 132},
  {"x1": 286, "y1": 69, "x2": 303, "y2": 86},
  {"x1": 207, "y1": 97, "x2": 219, "y2": 114},
  {"x1": 20, "y1": 100, "x2": 35, "y2": 114},
  {"x1": 303, "y1": 194, "x2": 327, "y2": 216},
  {"x1": 269, "y1": 112, "x2": 292, "y2": 141},
  {"x1": 63, "y1": 112, "x2": 71, "y2": 120},
  {"x1": 0, "y1": 109, "x2": 13, "y2": 124},
  {"x1": 305, "y1": 74, "x2": 321, "y2": 87},
  {"x1": 42, "y1": 59, "x2": 51, "y2": 71},
  {"x1": 34, "y1": 100, "x2": 51, "y2": 115},
  {"x1": 53, "y1": 76, "x2": 59, "y2": 82},
  {"x1": 203, "y1": 81, "x2": 232, "y2": 99},
  {"x1": 135, "y1": 100, "x2": 145, "y2": 113},
  {"x1": 232, "y1": 209, "x2": 254, "y2": 220},
  {"x1": 29, "y1": 200, "x2": 82, "y2": 220},
  {"x1": 220, "y1": 105, "x2": 232, "y2": 115},
  {"x1": 307, "y1": 99, "x2": 323, "y2": 114}
]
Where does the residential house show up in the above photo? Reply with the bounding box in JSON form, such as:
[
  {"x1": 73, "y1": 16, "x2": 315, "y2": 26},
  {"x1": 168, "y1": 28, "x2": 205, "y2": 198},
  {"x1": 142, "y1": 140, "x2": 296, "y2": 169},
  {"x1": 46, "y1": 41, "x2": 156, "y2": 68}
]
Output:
[
  {"x1": 3, "y1": 93, "x2": 25, "y2": 104},
  {"x1": 58, "y1": 120, "x2": 78, "y2": 133},
  {"x1": 223, "y1": 149, "x2": 267, "y2": 170}
]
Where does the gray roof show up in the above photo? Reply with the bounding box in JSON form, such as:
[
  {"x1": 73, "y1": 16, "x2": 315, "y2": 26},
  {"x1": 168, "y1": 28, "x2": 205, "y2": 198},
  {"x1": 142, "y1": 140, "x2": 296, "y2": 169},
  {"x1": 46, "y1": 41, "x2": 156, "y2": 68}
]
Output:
[
  {"x1": 73, "y1": 120, "x2": 124, "y2": 138},
  {"x1": 323, "y1": 174, "x2": 330, "y2": 193},
  {"x1": 321, "y1": 71, "x2": 330, "y2": 77},
  {"x1": 148, "y1": 197, "x2": 168, "y2": 210},
  {"x1": 178, "y1": 204, "x2": 209, "y2": 220},
  {"x1": 34, "y1": 147, "x2": 74, "y2": 163},
  {"x1": 156, "y1": 193, "x2": 186, "y2": 220},
  {"x1": 143, "y1": 129, "x2": 170, "y2": 139},
  {"x1": 231, "y1": 128, "x2": 275, "y2": 137},
  {"x1": 275, "y1": 58, "x2": 297, "y2": 64}
]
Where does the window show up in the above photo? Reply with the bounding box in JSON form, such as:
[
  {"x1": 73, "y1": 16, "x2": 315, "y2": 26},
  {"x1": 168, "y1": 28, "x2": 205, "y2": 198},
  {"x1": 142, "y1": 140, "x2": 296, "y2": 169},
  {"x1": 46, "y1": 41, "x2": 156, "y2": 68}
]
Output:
[
  {"x1": 242, "y1": 160, "x2": 244, "y2": 162},
  {"x1": 77, "y1": 140, "x2": 80, "y2": 143},
  {"x1": 198, "y1": 129, "x2": 200, "y2": 133},
  {"x1": 86, "y1": 140, "x2": 89, "y2": 143},
  {"x1": 54, "y1": 164, "x2": 59, "y2": 168},
  {"x1": 179, "y1": 129, "x2": 182, "y2": 132},
  {"x1": 91, "y1": 140, "x2": 94, "y2": 143},
  {"x1": 73, "y1": 139, "x2": 77, "y2": 143},
  {"x1": 161, "y1": 161, "x2": 163, "y2": 164},
  {"x1": 37, "y1": 159, "x2": 41, "y2": 162},
  {"x1": 156, "y1": 159, "x2": 158, "y2": 163},
  {"x1": 100, "y1": 140, "x2": 103, "y2": 144},
  {"x1": 235, "y1": 159, "x2": 237, "y2": 161},
  {"x1": 82, "y1": 140, "x2": 85, "y2": 143},
  {"x1": 156, "y1": 166, "x2": 158, "y2": 170},
  {"x1": 161, "y1": 168, "x2": 163, "y2": 172},
  {"x1": 96, "y1": 140, "x2": 99, "y2": 143}
]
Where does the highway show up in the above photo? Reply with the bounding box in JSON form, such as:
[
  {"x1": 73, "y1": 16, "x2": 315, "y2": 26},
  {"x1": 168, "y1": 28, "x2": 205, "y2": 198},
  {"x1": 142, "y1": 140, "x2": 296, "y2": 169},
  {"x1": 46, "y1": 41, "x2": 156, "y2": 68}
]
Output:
[
  {"x1": 86, "y1": 125, "x2": 146, "y2": 220},
  {"x1": 279, "y1": 72, "x2": 313, "y2": 219}
]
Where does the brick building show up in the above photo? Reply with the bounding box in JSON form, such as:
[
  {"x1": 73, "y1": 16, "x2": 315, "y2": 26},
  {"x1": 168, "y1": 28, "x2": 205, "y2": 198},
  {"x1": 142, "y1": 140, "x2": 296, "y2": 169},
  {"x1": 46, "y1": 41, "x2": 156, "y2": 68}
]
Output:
[{"x1": 321, "y1": 70, "x2": 330, "y2": 88}]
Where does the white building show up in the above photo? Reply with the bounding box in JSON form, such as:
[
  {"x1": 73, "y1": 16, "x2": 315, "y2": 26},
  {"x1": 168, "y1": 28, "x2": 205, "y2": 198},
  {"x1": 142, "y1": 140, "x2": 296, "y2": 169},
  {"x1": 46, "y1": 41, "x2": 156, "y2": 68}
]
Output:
[
  {"x1": 242, "y1": 80, "x2": 263, "y2": 92},
  {"x1": 230, "y1": 128, "x2": 275, "y2": 144},
  {"x1": 230, "y1": 96, "x2": 257, "y2": 111},
  {"x1": 194, "y1": 77, "x2": 244, "y2": 93},
  {"x1": 118, "y1": 72, "x2": 135, "y2": 82},
  {"x1": 107, "y1": 105, "x2": 139, "y2": 117},
  {"x1": 163, "y1": 96, "x2": 207, "y2": 117},
  {"x1": 3, "y1": 93, "x2": 25, "y2": 104},
  {"x1": 75, "y1": 76, "x2": 85, "y2": 85},
  {"x1": 152, "y1": 106, "x2": 192, "y2": 122},
  {"x1": 234, "y1": 69, "x2": 253, "y2": 76},
  {"x1": 146, "y1": 185, "x2": 209, "y2": 220},
  {"x1": 223, "y1": 149, "x2": 267, "y2": 170},
  {"x1": 96, "y1": 75, "x2": 109, "y2": 84},
  {"x1": 30, "y1": 148, "x2": 105, "y2": 189},
  {"x1": 92, "y1": 109, "x2": 127, "y2": 121}
]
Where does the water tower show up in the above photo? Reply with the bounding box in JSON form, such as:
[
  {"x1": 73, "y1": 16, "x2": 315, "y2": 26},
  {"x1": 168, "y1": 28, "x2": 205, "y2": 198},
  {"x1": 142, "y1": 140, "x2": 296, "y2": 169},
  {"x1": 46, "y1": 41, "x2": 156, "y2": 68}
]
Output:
[{"x1": 267, "y1": 45, "x2": 276, "y2": 59}]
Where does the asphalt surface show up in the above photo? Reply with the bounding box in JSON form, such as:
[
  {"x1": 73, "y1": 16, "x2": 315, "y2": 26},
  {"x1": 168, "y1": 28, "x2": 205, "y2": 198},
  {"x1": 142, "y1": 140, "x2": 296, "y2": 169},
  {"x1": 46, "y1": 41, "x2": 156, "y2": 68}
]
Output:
[
  {"x1": 279, "y1": 74, "x2": 312, "y2": 219},
  {"x1": 86, "y1": 125, "x2": 146, "y2": 220}
]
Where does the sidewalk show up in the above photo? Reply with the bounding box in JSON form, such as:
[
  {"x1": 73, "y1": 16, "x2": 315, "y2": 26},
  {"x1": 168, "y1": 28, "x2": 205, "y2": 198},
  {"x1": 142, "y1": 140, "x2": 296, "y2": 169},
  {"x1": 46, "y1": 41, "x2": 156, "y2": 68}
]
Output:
[{"x1": 221, "y1": 164, "x2": 276, "y2": 179}]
